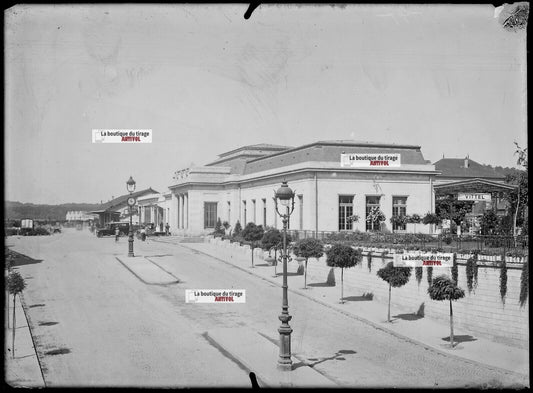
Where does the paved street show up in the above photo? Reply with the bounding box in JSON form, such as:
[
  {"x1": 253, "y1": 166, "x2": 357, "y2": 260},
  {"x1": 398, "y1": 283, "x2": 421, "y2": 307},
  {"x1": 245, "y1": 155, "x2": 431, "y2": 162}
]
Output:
[{"x1": 5, "y1": 229, "x2": 529, "y2": 388}]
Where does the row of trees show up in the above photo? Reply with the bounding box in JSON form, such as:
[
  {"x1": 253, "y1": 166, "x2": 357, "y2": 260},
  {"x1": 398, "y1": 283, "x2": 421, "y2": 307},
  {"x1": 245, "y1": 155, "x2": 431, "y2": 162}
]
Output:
[{"x1": 213, "y1": 225, "x2": 467, "y2": 348}]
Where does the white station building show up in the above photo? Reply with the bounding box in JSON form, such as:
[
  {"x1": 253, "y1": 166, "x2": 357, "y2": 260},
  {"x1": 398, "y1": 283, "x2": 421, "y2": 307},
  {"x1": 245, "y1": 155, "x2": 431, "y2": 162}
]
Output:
[{"x1": 166, "y1": 141, "x2": 441, "y2": 236}]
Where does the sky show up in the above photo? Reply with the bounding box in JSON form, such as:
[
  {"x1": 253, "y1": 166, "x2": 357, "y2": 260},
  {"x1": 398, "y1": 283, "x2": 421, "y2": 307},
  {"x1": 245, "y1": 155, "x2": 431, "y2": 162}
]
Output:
[{"x1": 4, "y1": 4, "x2": 527, "y2": 205}]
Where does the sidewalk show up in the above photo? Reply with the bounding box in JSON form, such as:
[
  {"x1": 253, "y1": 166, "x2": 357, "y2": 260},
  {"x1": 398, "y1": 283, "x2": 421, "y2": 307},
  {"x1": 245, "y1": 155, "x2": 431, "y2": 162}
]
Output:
[
  {"x1": 171, "y1": 239, "x2": 529, "y2": 379},
  {"x1": 4, "y1": 291, "x2": 46, "y2": 388}
]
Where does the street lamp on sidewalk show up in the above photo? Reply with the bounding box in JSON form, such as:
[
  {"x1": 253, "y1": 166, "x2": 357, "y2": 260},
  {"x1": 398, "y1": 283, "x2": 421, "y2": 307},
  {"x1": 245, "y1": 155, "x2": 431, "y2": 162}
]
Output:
[
  {"x1": 126, "y1": 176, "x2": 136, "y2": 257},
  {"x1": 274, "y1": 180, "x2": 295, "y2": 371}
]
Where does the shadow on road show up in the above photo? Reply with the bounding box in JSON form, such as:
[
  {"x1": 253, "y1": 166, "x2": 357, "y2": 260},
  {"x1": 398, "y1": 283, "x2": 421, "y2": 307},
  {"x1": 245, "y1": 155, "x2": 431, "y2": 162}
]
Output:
[
  {"x1": 307, "y1": 282, "x2": 334, "y2": 287},
  {"x1": 7, "y1": 250, "x2": 43, "y2": 267},
  {"x1": 306, "y1": 349, "x2": 357, "y2": 367},
  {"x1": 341, "y1": 295, "x2": 373, "y2": 302},
  {"x1": 393, "y1": 313, "x2": 424, "y2": 321},
  {"x1": 441, "y1": 335, "x2": 478, "y2": 343}
]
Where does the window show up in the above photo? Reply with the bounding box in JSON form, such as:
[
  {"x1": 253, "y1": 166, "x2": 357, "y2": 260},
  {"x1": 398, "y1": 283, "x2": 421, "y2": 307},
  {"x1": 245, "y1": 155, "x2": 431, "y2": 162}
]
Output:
[
  {"x1": 365, "y1": 196, "x2": 381, "y2": 232},
  {"x1": 298, "y1": 195, "x2": 303, "y2": 230},
  {"x1": 252, "y1": 199, "x2": 256, "y2": 223},
  {"x1": 392, "y1": 196, "x2": 407, "y2": 231},
  {"x1": 262, "y1": 199, "x2": 267, "y2": 227},
  {"x1": 243, "y1": 200, "x2": 247, "y2": 225},
  {"x1": 204, "y1": 202, "x2": 217, "y2": 229},
  {"x1": 227, "y1": 201, "x2": 231, "y2": 224},
  {"x1": 339, "y1": 195, "x2": 354, "y2": 231}
]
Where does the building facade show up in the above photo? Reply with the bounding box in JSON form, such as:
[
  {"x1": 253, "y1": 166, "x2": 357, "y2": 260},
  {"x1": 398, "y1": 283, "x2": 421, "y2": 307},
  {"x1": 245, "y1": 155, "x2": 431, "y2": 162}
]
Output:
[{"x1": 168, "y1": 141, "x2": 439, "y2": 236}]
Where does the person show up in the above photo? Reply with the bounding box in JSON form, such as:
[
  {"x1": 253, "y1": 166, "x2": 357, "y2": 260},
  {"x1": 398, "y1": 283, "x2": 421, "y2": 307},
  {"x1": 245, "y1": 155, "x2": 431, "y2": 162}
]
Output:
[
  {"x1": 159, "y1": 222, "x2": 163, "y2": 232},
  {"x1": 115, "y1": 226, "x2": 120, "y2": 242},
  {"x1": 140, "y1": 226, "x2": 146, "y2": 241},
  {"x1": 165, "y1": 223, "x2": 170, "y2": 236}
]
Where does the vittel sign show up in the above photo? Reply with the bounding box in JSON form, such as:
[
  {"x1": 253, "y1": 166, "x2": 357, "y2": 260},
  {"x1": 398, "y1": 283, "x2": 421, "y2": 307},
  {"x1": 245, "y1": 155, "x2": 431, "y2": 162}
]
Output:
[{"x1": 457, "y1": 193, "x2": 491, "y2": 201}]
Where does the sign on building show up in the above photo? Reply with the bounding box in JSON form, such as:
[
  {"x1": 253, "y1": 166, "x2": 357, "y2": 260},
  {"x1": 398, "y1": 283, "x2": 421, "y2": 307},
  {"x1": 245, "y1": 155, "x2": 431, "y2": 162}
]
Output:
[
  {"x1": 457, "y1": 193, "x2": 491, "y2": 201},
  {"x1": 340, "y1": 153, "x2": 401, "y2": 168}
]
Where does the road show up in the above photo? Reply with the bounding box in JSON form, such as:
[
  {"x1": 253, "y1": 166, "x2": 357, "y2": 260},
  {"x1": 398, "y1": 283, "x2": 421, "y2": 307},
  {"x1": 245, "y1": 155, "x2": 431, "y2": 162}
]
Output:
[{"x1": 6, "y1": 230, "x2": 528, "y2": 388}]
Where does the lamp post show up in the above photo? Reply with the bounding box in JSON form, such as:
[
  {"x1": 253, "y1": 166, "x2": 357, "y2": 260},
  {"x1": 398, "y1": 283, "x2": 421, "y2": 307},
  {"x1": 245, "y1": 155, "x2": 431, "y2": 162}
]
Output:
[
  {"x1": 126, "y1": 176, "x2": 136, "y2": 257},
  {"x1": 274, "y1": 181, "x2": 295, "y2": 371}
]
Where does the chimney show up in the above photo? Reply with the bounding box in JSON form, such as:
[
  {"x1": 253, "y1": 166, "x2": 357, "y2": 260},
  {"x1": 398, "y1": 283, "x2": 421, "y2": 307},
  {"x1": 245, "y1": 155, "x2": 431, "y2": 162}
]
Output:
[{"x1": 464, "y1": 155, "x2": 469, "y2": 168}]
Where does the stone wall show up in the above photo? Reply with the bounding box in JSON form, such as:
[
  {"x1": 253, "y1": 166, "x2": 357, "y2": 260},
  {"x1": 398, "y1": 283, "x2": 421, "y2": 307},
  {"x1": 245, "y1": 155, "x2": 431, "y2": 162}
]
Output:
[{"x1": 208, "y1": 236, "x2": 529, "y2": 348}]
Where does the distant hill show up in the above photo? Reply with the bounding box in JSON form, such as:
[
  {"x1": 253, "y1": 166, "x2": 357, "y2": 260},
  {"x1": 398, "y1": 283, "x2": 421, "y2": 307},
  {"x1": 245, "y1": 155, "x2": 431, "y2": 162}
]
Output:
[{"x1": 5, "y1": 201, "x2": 103, "y2": 221}]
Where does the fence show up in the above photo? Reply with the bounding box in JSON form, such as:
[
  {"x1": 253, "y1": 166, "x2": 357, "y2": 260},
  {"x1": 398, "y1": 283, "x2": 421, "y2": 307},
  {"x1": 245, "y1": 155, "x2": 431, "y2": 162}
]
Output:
[{"x1": 287, "y1": 230, "x2": 529, "y2": 255}]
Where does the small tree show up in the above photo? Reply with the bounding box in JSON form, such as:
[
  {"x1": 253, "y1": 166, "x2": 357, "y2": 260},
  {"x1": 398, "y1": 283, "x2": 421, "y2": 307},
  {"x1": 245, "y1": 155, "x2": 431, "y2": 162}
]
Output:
[
  {"x1": 293, "y1": 238, "x2": 324, "y2": 289},
  {"x1": 213, "y1": 218, "x2": 225, "y2": 237},
  {"x1": 377, "y1": 262, "x2": 412, "y2": 322},
  {"x1": 233, "y1": 221, "x2": 243, "y2": 237},
  {"x1": 326, "y1": 243, "x2": 362, "y2": 303},
  {"x1": 427, "y1": 275, "x2": 465, "y2": 348},
  {"x1": 241, "y1": 223, "x2": 264, "y2": 268},
  {"x1": 7, "y1": 271, "x2": 26, "y2": 358}
]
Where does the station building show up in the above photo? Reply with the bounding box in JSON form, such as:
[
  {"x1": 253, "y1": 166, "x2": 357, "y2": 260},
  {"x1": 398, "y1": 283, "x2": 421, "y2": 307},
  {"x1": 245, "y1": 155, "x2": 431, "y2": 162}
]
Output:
[{"x1": 168, "y1": 141, "x2": 441, "y2": 236}]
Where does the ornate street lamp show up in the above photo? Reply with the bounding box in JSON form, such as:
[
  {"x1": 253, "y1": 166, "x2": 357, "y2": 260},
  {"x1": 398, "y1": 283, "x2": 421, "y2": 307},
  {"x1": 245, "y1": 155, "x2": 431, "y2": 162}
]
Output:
[
  {"x1": 274, "y1": 180, "x2": 295, "y2": 371},
  {"x1": 126, "y1": 176, "x2": 136, "y2": 257}
]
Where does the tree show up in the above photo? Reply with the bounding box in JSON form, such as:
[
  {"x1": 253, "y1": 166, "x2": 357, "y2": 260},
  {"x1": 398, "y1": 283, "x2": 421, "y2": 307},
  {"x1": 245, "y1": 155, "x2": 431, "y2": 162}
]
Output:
[
  {"x1": 376, "y1": 262, "x2": 412, "y2": 322},
  {"x1": 435, "y1": 195, "x2": 474, "y2": 229},
  {"x1": 326, "y1": 243, "x2": 362, "y2": 303},
  {"x1": 422, "y1": 212, "x2": 442, "y2": 234},
  {"x1": 241, "y1": 223, "x2": 264, "y2": 268},
  {"x1": 293, "y1": 238, "x2": 324, "y2": 289},
  {"x1": 503, "y1": 143, "x2": 528, "y2": 240},
  {"x1": 427, "y1": 275, "x2": 465, "y2": 348},
  {"x1": 7, "y1": 271, "x2": 26, "y2": 358},
  {"x1": 261, "y1": 228, "x2": 282, "y2": 275}
]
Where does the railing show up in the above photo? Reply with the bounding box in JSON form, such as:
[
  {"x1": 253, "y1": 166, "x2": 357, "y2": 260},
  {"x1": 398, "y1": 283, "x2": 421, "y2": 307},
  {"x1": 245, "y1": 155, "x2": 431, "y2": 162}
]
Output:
[{"x1": 287, "y1": 230, "x2": 529, "y2": 255}]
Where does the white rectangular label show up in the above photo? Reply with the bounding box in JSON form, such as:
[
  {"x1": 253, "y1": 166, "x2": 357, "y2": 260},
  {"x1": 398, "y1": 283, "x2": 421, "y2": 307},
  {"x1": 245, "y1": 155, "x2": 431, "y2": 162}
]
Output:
[
  {"x1": 458, "y1": 193, "x2": 491, "y2": 201},
  {"x1": 185, "y1": 289, "x2": 246, "y2": 303},
  {"x1": 393, "y1": 252, "x2": 454, "y2": 267},
  {"x1": 340, "y1": 153, "x2": 401, "y2": 167},
  {"x1": 92, "y1": 129, "x2": 152, "y2": 143}
]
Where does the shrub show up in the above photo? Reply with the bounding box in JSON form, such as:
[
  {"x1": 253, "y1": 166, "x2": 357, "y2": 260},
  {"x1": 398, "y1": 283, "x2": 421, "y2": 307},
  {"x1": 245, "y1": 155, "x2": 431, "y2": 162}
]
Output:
[
  {"x1": 415, "y1": 267, "x2": 423, "y2": 286},
  {"x1": 519, "y1": 257, "x2": 529, "y2": 307},
  {"x1": 500, "y1": 256, "x2": 508, "y2": 304}
]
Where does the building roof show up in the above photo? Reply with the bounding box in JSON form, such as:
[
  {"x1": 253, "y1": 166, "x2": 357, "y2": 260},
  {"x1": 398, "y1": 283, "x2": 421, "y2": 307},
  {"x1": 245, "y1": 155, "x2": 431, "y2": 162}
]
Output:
[
  {"x1": 242, "y1": 140, "x2": 429, "y2": 175},
  {"x1": 434, "y1": 158, "x2": 505, "y2": 180},
  {"x1": 89, "y1": 188, "x2": 159, "y2": 213}
]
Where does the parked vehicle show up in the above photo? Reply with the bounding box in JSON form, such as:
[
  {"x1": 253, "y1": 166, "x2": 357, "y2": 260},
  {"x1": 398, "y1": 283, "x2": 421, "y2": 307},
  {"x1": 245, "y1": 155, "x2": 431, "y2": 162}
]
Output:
[{"x1": 96, "y1": 222, "x2": 133, "y2": 238}]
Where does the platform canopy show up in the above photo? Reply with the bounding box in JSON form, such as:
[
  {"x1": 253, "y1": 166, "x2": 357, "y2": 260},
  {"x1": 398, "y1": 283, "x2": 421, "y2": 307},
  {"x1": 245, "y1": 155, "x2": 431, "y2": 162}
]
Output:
[{"x1": 434, "y1": 178, "x2": 517, "y2": 196}]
